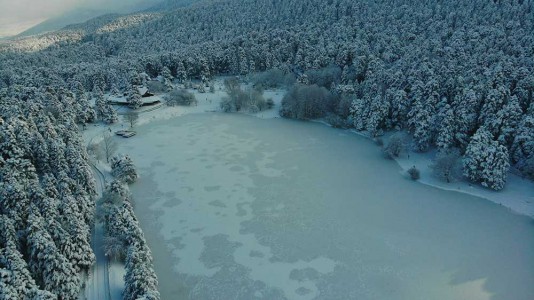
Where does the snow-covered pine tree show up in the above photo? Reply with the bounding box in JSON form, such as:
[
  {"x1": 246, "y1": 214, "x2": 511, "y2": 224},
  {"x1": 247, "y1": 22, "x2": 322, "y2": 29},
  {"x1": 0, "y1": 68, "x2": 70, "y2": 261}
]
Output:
[
  {"x1": 104, "y1": 105, "x2": 119, "y2": 124},
  {"x1": 200, "y1": 58, "x2": 211, "y2": 85},
  {"x1": 59, "y1": 195, "x2": 95, "y2": 271},
  {"x1": 127, "y1": 87, "x2": 143, "y2": 110},
  {"x1": 161, "y1": 66, "x2": 173, "y2": 82},
  {"x1": 511, "y1": 115, "x2": 534, "y2": 166},
  {"x1": 175, "y1": 61, "x2": 187, "y2": 83},
  {"x1": 436, "y1": 104, "x2": 456, "y2": 149},
  {"x1": 463, "y1": 126, "x2": 510, "y2": 190},
  {"x1": 480, "y1": 144, "x2": 510, "y2": 190},
  {"x1": 31, "y1": 130, "x2": 50, "y2": 174},
  {"x1": 366, "y1": 94, "x2": 390, "y2": 137},
  {"x1": 495, "y1": 95, "x2": 522, "y2": 147},
  {"x1": 389, "y1": 89, "x2": 409, "y2": 129},
  {"x1": 453, "y1": 88, "x2": 481, "y2": 149},
  {"x1": 0, "y1": 175, "x2": 30, "y2": 232},
  {"x1": 479, "y1": 86, "x2": 507, "y2": 128},
  {"x1": 0, "y1": 215, "x2": 46, "y2": 299},
  {"x1": 123, "y1": 244, "x2": 160, "y2": 300},
  {"x1": 409, "y1": 98, "x2": 433, "y2": 152},
  {"x1": 26, "y1": 206, "x2": 80, "y2": 299},
  {"x1": 95, "y1": 88, "x2": 107, "y2": 120},
  {"x1": 111, "y1": 154, "x2": 138, "y2": 184},
  {"x1": 350, "y1": 96, "x2": 370, "y2": 131},
  {"x1": 463, "y1": 126, "x2": 494, "y2": 183}
]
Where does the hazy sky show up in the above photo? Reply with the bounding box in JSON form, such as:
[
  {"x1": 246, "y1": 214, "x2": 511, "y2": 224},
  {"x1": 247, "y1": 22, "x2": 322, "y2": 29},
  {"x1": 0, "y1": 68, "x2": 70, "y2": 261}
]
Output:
[{"x1": 0, "y1": 0, "x2": 161, "y2": 37}]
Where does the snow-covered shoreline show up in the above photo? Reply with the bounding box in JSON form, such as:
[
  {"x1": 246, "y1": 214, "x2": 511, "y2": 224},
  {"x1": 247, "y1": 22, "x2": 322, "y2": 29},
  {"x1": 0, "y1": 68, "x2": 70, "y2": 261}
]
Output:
[
  {"x1": 339, "y1": 126, "x2": 534, "y2": 219},
  {"x1": 394, "y1": 150, "x2": 534, "y2": 218}
]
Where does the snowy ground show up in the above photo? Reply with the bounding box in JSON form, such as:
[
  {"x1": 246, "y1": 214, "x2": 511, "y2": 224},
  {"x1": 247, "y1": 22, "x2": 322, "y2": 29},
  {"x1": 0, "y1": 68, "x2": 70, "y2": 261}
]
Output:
[
  {"x1": 119, "y1": 113, "x2": 534, "y2": 300},
  {"x1": 329, "y1": 128, "x2": 534, "y2": 219},
  {"x1": 393, "y1": 147, "x2": 534, "y2": 218}
]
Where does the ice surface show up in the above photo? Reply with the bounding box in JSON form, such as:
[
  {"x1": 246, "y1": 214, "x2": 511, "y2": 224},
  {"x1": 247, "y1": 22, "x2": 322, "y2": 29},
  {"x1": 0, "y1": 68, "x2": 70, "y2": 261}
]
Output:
[{"x1": 118, "y1": 113, "x2": 534, "y2": 300}]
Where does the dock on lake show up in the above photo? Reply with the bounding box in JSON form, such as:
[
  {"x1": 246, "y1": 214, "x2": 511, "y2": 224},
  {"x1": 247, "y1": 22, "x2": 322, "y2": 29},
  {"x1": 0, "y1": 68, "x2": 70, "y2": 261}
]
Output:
[{"x1": 115, "y1": 130, "x2": 137, "y2": 138}]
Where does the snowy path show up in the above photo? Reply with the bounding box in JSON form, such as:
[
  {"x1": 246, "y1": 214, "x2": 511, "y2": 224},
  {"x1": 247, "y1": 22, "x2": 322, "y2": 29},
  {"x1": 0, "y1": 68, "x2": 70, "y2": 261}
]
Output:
[
  {"x1": 80, "y1": 124, "x2": 116, "y2": 300},
  {"x1": 83, "y1": 161, "x2": 112, "y2": 300}
]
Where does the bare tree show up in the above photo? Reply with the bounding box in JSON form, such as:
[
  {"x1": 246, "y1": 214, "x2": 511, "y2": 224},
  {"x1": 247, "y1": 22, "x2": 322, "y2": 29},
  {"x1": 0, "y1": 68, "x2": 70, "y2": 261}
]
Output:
[
  {"x1": 164, "y1": 89, "x2": 197, "y2": 106},
  {"x1": 125, "y1": 111, "x2": 139, "y2": 129},
  {"x1": 383, "y1": 133, "x2": 406, "y2": 159},
  {"x1": 102, "y1": 132, "x2": 117, "y2": 163},
  {"x1": 103, "y1": 235, "x2": 127, "y2": 262},
  {"x1": 87, "y1": 142, "x2": 103, "y2": 161},
  {"x1": 431, "y1": 149, "x2": 462, "y2": 183}
]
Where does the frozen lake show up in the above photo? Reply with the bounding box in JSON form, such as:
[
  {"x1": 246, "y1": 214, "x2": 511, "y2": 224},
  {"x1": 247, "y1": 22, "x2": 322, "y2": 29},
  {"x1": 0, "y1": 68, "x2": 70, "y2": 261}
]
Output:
[{"x1": 119, "y1": 113, "x2": 534, "y2": 300}]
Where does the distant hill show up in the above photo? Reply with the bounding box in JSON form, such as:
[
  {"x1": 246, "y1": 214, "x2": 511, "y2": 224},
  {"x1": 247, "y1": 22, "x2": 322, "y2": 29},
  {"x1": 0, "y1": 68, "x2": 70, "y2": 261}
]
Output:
[
  {"x1": 144, "y1": 0, "x2": 201, "y2": 11},
  {"x1": 15, "y1": 9, "x2": 111, "y2": 38},
  {"x1": 14, "y1": 0, "x2": 176, "y2": 39}
]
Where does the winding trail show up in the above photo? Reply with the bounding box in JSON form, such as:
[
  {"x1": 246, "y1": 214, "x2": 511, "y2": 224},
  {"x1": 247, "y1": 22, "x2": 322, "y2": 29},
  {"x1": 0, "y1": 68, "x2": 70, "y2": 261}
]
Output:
[
  {"x1": 86, "y1": 162, "x2": 112, "y2": 300},
  {"x1": 82, "y1": 102, "x2": 163, "y2": 300},
  {"x1": 82, "y1": 128, "x2": 112, "y2": 300}
]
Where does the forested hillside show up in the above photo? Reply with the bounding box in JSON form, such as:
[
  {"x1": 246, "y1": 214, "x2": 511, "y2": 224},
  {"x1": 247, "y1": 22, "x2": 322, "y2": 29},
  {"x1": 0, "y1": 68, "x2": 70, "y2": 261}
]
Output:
[
  {"x1": 1, "y1": 0, "x2": 533, "y2": 297},
  {"x1": 0, "y1": 86, "x2": 96, "y2": 298}
]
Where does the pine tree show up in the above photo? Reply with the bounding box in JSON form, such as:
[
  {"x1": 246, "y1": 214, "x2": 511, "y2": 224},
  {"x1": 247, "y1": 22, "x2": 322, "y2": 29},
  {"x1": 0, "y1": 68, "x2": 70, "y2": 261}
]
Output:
[
  {"x1": 160, "y1": 67, "x2": 173, "y2": 82},
  {"x1": 0, "y1": 117, "x2": 26, "y2": 161},
  {"x1": 511, "y1": 115, "x2": 534, "y2": 165},
  {"x1": 409, "y1": 99, "x2": 433, "y2": 152},
  {"x1": 95, "y1": 89, "x2": 107, "y2": 121},
  {"x1": 238, "y1": 47, "x2": 247, "y2": 75},
  {"x1": 350, "y1": 97, "x2": 369, "y2": 131},
  {"x1": 175, "y1": 61, "x2": 187, "y2": 83},
  {"x1": 454, "y1": 88, "x2": 481, "y2": 149},
  {"x1": 366, "y1": 95, "x2": 389, "y2": 137},
  {"x1": 407, "y1": 80, "x2": 435, "y2": 151},
  {"x1": 495, "y1": 95, "x2": 522, "y2": 147},
  {"x1": 0, "y1": 216, "x2": 44, "y2": 299},
  {"x1": 127, "y1": 88, "x2": 143, "y2": 110},
  {"x1": 123, "y1": 245, "x2": 160, "y2": 300},
  {"x1": 479, "y1": 86, "x2": 507, "y2": 127},
  {"x1": 59, "y1": 195, "x2": 95, "y2": 271},
  {"x1": 71, "y1": 81, "x2": 85, "y2": 100},
  {"x1": 436, "y1": 104, "x2": 456, "y2": 149},
  {"x1": 111, "y1": 154, "x2": 138, "y2": 184},
  {"x1": 463, "y1": 127, "x2": 510, "y2": 190},
  {"x1": 463, "y1": 127, "x2": 494, "y2": 183},
  {"x1": 26, "y1": 206, "x2": 80, "y2": 299},
  {"x1": 31, "y1": 130, "x2": 50, "y2": 174},
  {"x1": 389, "y1": 89, "x2": 409, "y2": 128},
  {"x1": 200, "y1": 58, "x2": 211, "y2": 85},
  {"x1": 46, "y1": 139, "x2": 69, "y2": 177},
  {"x1": 76, "y1": 94, "x2": 96, "y2": 125},
  {"x1": 103, "y1": 105, "x2": 119, "y2": 124},
  {"x1": 480, "y1": 144, "x2": 510, "y2": 190},
  {"x1": 0, "y1": 175, "x2": 30, "y2": 232}
]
